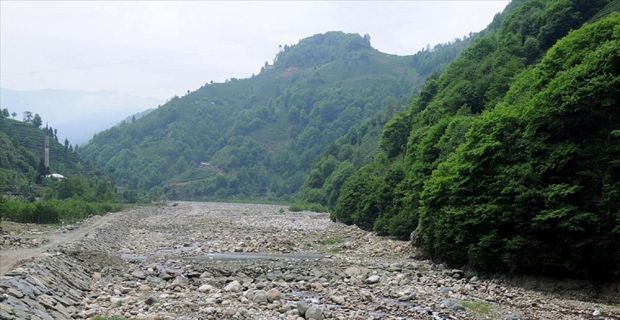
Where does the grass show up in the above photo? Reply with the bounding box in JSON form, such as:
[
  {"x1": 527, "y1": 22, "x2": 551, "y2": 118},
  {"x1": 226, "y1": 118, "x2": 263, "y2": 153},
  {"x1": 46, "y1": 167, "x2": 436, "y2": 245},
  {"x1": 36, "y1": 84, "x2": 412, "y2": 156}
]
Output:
[
  {"x1": 461, "y1": 300, "x2": 493, "y2": 316},
  {"x1": 92, "y1": 317, "x2": 131, "y2": 320},
  {"x1": 0, "y1": 198, "x2": 123, "y2": 224},
  {"x1": 319, "y1": 237, "x2": 344, "y2": 245},
  {"x1": 288, "y1": 202, "x2": 328, "y2": 213}
]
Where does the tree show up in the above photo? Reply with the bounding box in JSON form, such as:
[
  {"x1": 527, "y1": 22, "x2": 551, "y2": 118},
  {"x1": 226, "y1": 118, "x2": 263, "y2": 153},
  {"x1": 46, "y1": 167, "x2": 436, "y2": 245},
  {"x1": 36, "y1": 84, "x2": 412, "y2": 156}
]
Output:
[
  {"x1": 32, "y1": 113, "x2": 42, "y2": 128},
  {"x1": 23, "y1": 111, "x2": 33, "y2": 122},
  {"x1": 11, "y1": 112, "x2": 17, "y2": 119},
  {"x1": 64, "y1": 138, "x2": 70, "y2": 151},
  {"x1": 1, "y1": 108, "x2": 8, "y2": 118}
]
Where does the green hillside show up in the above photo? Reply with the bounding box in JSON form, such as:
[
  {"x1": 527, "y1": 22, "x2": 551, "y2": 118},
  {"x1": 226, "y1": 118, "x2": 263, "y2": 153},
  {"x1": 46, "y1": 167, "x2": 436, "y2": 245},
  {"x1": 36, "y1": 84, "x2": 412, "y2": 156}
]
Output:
[
  {"x1": 0, "y1": 116, "x2": 83, "y2": 193},
  {"x1": 332, "y1": 0, "x2": 619, "y2": 279},
  {"x1": 81, "y1": 32, "x2": 471, "y2": 200}
]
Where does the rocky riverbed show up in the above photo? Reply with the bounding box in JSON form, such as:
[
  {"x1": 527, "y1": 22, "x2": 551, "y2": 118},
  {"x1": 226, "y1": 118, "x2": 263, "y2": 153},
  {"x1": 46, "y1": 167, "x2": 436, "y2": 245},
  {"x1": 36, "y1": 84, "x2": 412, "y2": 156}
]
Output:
[{"x1": 0, "y1": 202, "x2": 618, "y2": 319}]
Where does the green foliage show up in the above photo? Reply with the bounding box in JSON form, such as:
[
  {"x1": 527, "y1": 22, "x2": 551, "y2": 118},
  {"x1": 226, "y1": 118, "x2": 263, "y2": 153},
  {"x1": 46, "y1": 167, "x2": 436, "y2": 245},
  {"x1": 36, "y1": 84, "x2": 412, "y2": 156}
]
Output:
[
  {"x1": 420, "y1": 14, "x2": 620, "y2": 278},
  {"x1": 288, "y1": 202, "x2": 328, "y2": 213},
  {"x1": 461, "y1": 300, "x2": 493, "y2": 316},
  {"x1": 333, "y1": 0, "x2": 618, "y2": 278},
  {"x1": 81, "y1": 32, "x2": 471, "y2": 201},
  {"x1": 0, "y1": 197, "x2": 122, "y2": 224}
]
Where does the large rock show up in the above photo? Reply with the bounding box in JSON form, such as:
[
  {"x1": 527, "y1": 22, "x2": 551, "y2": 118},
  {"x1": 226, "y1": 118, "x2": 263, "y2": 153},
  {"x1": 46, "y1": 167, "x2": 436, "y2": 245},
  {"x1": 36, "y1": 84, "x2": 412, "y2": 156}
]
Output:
[
  {"x1": 305, "y1": 306, "x2": 324, "y2": 320},
  {"x1": 366, "y1": 275, "x2": 380, "y2": 284},
  {"x1": 252, "y1": 290, "x2": 268, "y2": 304},
  {"x1": 266, "y1": 288, "x2": 282, "y2": 302},
  {"x1": 330, "y1": 295, "x2": 345, "y2": 305},
  {"x1": 131, "y1": 270, "x2": 146, "y2": 280},
  {"x1": 297, "y1": 300, "x2": 309, "y2": 316},
  {"x1": 198, "y1": 284, "x2": 216, "y2": 293},
  {"x1": 224, "y1": 280, "x2": 242, "y2": 292}
]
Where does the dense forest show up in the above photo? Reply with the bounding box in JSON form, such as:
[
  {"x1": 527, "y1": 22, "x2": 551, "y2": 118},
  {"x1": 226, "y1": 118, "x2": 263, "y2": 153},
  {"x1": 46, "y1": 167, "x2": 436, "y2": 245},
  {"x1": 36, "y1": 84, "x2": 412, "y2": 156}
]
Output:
[
  {"x1": 80, "y1": 32, "x2": 472, "y2": 201},
  {"x1": 331, "y1": 0, "x2": 619, "y2": 279}
]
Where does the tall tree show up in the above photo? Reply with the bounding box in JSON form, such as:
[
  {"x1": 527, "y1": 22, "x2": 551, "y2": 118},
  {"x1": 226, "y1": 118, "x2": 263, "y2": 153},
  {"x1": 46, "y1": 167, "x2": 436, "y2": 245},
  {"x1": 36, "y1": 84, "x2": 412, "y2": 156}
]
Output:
[
  {"x1": 32, "y1": 113, "x2": 42, "y2": 128},
  {"x1": 23, "y1": 111, "x2": 33, "y2": 122}
]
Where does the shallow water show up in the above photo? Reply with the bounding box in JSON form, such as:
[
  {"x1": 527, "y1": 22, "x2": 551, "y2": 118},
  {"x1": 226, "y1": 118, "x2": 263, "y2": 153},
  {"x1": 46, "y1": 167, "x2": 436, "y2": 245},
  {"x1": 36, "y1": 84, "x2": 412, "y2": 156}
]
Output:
[{"x1": 185, "y1": 252, "x2": 323, "y2": 261}]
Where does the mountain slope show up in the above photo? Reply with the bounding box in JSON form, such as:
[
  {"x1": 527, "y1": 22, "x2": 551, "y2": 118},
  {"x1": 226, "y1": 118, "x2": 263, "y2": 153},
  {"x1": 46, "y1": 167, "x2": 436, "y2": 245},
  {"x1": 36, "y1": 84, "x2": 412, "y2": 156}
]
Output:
[
  {"x1": 0, "y1": 116, "x2": 83, "y2": 192},
  {"x1": 333, "y1": 0, "x2": 618, "y2": 278},
  {"x1": 81, "y1": 32, "x2": 471, "y2": 200}
]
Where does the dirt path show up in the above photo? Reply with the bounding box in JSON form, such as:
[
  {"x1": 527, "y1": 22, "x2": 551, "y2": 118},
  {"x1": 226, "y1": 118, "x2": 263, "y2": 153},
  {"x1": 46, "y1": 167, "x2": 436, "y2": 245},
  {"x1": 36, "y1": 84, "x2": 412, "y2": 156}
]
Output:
[{"x1": 0, "y1": 211, "x2": 121, "y2": 276}]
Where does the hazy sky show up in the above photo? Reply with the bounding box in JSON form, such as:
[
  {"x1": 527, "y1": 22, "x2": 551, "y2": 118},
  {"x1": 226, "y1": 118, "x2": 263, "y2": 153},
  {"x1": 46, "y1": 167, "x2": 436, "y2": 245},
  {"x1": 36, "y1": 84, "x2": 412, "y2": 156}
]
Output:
[{"x1": 1, "y1": 1, "x2": 509, "y2": 100}]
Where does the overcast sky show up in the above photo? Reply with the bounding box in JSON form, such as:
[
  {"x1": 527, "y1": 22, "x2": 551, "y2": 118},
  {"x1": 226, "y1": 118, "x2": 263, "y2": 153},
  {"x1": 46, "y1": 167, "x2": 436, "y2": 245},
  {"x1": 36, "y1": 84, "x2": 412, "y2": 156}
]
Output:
[{"x1": 1, "y1": 1, "x2": 509, "y2": 100}]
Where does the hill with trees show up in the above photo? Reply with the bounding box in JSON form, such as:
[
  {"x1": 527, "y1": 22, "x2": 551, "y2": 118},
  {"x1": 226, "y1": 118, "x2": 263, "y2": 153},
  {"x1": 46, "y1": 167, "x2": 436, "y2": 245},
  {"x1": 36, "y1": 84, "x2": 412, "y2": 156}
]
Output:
[
  {"x1": 80, "y1": 32, "x2": 472, "y2": 200},
  {"x1": 331, "y1": 0, "x2": 619, "y2": 279},
  {"x1": 0, "y1": 110, "x2": 123, "y2": 224}
]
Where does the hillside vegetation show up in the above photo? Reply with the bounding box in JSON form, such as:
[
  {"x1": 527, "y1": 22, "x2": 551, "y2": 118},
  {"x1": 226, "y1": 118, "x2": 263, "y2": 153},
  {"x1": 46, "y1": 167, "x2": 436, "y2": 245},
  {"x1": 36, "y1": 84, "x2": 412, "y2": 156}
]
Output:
[
  {"x1": 0, "y1": 115, "x2": 82, "y2": 192},
  {"x1": 0, "y1": 113, "x2": 122, "y2": 223},
  {"x1": 332, "y1": 0, "x2": 619, "y2": 279},
  {"x1": 81, "y1": 32, "x2": 471, "y2": 200}
]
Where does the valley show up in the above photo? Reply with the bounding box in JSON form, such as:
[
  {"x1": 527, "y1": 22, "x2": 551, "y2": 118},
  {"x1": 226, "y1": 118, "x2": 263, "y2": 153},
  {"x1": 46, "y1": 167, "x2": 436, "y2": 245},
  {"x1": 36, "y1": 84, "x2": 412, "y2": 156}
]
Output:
[{"x1": 1, "y1": 203, "x2": 618, "y2": 319}]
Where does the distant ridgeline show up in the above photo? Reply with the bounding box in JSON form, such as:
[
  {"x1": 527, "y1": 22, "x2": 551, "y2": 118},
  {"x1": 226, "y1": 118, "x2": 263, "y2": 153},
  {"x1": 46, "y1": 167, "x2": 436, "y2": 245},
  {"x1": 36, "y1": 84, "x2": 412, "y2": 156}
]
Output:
[
  {"x1": 81, "y1": 31, "x2": 472, "y2": 200},
  {"x1": 331, "y1": 0, "x2": 620, "y2": 279}
]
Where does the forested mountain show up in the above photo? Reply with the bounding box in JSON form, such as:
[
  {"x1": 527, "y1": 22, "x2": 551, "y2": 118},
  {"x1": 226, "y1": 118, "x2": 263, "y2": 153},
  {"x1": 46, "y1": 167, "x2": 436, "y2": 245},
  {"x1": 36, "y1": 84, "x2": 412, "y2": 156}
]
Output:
[
  {"x1": 81, "y1": 32, "x2": 471, "y2": 200},
  {"x1": 332, "y1": 0, "x2": 619, "y2": 279}
]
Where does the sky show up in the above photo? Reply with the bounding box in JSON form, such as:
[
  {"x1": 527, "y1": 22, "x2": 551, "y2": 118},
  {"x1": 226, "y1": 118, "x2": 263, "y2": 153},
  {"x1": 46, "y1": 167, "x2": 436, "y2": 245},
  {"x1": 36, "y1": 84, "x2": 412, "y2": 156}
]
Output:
[{"x1": 1, "y1": 1, "x2": 509, "y2": 100}]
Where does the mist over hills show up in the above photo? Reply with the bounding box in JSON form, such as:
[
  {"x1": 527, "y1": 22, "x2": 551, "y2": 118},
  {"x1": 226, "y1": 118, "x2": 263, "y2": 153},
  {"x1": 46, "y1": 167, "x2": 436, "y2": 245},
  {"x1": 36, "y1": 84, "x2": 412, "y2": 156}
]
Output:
[{"x1": 0, "y1": 88, "x2": 161, "y2": 145}]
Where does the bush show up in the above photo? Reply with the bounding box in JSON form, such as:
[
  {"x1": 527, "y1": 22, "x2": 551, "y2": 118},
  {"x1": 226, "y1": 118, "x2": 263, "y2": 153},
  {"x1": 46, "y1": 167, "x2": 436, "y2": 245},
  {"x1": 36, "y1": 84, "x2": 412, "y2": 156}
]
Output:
[
  {"x1": 0, "y1": 198, "x2": 123, "y2": 224},
  {"x1": 289, "y1": 202, "x2": 328, "y2": 213}
]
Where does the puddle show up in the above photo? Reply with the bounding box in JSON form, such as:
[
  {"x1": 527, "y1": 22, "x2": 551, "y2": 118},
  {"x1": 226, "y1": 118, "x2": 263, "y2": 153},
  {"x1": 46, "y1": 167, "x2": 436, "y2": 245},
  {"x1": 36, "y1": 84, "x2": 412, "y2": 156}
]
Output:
[{"x1": 185, "y1": 252, "x2": 323, "y2": 262}]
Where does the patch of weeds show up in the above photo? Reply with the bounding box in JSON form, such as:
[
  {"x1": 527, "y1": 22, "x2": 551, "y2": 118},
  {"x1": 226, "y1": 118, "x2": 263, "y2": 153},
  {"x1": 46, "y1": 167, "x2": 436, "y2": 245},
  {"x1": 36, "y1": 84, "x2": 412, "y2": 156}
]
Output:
[
  {"x1": 278, "y1": 208, "x2": 285, "y2": 214},
  {"x1": 115, "y1": 300, "x2": 123, "y2": 308},
  {"x1": 319, "y1": 237, "x2": 344, "y2": 245},
  {"x1": 461, "y1": 300, "x2": 492, "y2": 316},
  {"x1": 92, "y1": 316, "x2": 132, "y2": 320},
  {"x1": 327, "y1": 247, "x2": 343, "y2": 253}
]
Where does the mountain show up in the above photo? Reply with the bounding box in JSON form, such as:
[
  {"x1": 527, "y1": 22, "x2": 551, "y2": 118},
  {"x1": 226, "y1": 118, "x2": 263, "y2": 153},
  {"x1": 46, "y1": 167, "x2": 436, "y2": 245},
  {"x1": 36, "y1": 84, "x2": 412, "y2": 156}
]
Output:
[
  {"x1": 0, "y1": 88, "x2": 161, "y2": 145},
  {"x1": 81, "y1": 32, "x2": 472, "y2": 200},
  {"x1": 332, "y1": 0, "x2": 618, "y2": 279}
]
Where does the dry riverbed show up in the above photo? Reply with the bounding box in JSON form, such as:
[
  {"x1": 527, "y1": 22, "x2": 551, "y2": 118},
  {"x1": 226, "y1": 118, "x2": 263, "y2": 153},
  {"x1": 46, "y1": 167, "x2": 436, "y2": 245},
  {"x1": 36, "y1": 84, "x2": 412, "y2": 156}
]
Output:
[{"x1": 0, "y1": 202, "x2": 618, "y2": 319}]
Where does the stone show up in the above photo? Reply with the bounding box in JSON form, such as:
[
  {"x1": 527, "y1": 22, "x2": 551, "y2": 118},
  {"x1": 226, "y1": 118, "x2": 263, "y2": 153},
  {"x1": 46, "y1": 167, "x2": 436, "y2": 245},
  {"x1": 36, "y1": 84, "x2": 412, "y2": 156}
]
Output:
[
  {"x1": 330, "y1": 295, "x2": 345, "y2": 305},
  {"x1": 297, "y1": 301, "x2": 309, "y2": 316},
  {"x1": 224, "y1": 280, "x2": 242, "y2": 292},
  {"x1": 131, "y1": 270, "x2": 147, "y2": 280},
  {"x1": 171, "y1": 276, "x2": 187, "y2": 288},
  {"x1": 266, "y1": 288, "x2": 282, "y2": 302},
  {"x1": 198, "y1": 284, "x2": 215, "y2": 293},
  {"x1": 305, "y1": 306, "x2": 324, "y2": 320},
  {"x1": 252, "y1": 290, "x2": 268, "y2": 304},
  {"x1": 366, "y1": 275, "x2": 380, "y2": 284},
  {"x1": 7, "y1": 288, "x2": 24, "y2": 299},
  {"x1": 450, "y1": 269, "x2": 465, "y2": 279},
  {"x1": 592, "y1": 309, "x2": 601, "y2": 317}
]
